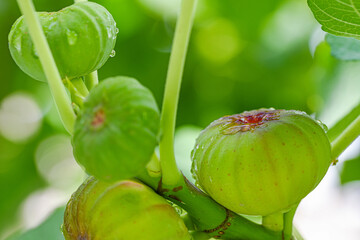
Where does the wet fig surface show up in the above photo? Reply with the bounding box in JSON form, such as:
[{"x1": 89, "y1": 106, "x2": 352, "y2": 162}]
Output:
[
  {"x1": 191, "y1": 109, "x2": 332, "y2": 216},
  {"x1": 8, "y1": 1, "x2": 117, "y2": 82},
  {"x1": 63, "y1": 177, "x2": 191, "y2": 240},
  {"x1": 72, "y1": 76, "x2": 160, "y2": 182}
]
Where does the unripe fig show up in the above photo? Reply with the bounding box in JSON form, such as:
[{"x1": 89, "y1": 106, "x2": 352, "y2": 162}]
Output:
[
  {"x1": 191, "y1": 109, "x2": 332, "y2": 216},
  {"x1": 8, "y1": 2, "x2": 117, "y2": 82},
  {"x1": 63, "y1": 177, "x2": 191, "y2": 240},
  {"x1": 72, "y1": 76, "x2": 160, "y2": 182}
]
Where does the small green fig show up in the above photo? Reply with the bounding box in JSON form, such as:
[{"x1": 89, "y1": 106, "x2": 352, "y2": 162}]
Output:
[
  {"x1": 72, "y1": 76, "x2": 160, "y2": 182},
  {"x1": 191, "y1": 109, "x2": 332, "y2": 216},
  {"x1": 8, "y1": 2, "x2": 117, "y2": 82},
  {"x1": 63, "y1": 177, "x2": 191, "y2": 240}
]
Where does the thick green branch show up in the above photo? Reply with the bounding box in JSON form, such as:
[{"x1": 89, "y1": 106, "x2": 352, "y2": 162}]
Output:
[
  {"x1": 331, "y1": 114, "x2": 360, "y2": 159},
  {"x1": 16, "y1": 0, "x2": 76, "y2": 135},
  {"x1": 327, "y1": 101, "x2": 360, "y2": 142},
  {"x1": 160, "y1": 0, "x2": 197, "y2": 186},
  {"x1": 137, "y1": 172, "x2": 281, "y2": 240}
]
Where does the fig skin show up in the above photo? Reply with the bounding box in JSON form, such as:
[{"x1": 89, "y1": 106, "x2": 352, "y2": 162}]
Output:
[
  {"x1": 191, "y1": 109, "x2": 332, "y2": 216},
  {"x1": 8, "y1": 2, "x2": 117, "y2": 82},
  {"x1": 72, "y1": 76, "x2": 160, "y2": 182},
  {"x1": 63, "y1": 177, "x2": 191, "y2": 240}
]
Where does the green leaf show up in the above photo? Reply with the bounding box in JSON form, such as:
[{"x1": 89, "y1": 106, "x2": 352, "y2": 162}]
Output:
[
  {"x1": 340, "y1": 156, "x2": 360, "y2": 185},
  {"x1": 326, "y1": 34, "x2": 360, "y2": 61},
  {"x1": 8, "y1": 207, "x2": 65, "y2": 240},
  {"x1": 308, "y1": 0, "x2": 360, "y2": 38}
]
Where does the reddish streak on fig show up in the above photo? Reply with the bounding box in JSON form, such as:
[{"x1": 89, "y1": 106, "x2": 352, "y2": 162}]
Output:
[
  {"x1": 91, "y1": 108, "x2": 105, "y2": 129},
  {"x1": 219, "y1": 109, "x2": 280, "y2": 134}
]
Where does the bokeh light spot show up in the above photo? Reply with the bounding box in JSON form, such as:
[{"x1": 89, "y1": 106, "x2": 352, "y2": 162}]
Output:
[
  {"x1": 35, "y1": 134, "x2": 85, "y2": 190},
  {"x1": 195, "y1": 18, "x2": 243, "y2": 64},
  {"x1": 0, "y1": 92, "x2": 42, "y2": 143}
]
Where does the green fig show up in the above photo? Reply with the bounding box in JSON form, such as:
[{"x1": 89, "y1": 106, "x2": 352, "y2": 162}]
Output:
[
  {"x1": 191, "y1": 109, "x2": 332, "y2": 216},
  {"x1": 63, "y1": 177, "x2": 191, "y2": 240},
  {"x1": 72, "y1": 76, "x2": 160, "y2": 182},
  {"x1": 8, "y1": 2, "x2": 117, "y2": 82}
]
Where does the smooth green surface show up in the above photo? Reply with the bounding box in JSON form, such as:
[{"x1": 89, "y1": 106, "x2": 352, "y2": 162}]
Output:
[
  {"x1": 308, "y1": 0, "x2": 360, "y2": 38},
  {"x1": 326, "y1": 34, "x2": 360, "y2": 61},
  {"x1": 9, "y1": 1, "x2": 117, "y2": 82},
  {"x1": 72, "y1": 76, "x2": 160, "y2": 182}
]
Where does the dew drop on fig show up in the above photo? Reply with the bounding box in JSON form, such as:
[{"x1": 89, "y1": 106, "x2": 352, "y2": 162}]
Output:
[{"x1": 110, "y1": 50, "x2": 116, "y2": 57}]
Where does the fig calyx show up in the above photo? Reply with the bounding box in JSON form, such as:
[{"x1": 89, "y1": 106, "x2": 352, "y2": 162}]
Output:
[{"x1": 191, "y1": 108, "x2": 332, "y2": 216}]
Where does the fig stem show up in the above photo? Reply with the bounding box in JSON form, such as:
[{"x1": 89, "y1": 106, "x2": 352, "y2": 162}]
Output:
[
  {"x1": 145, "y1": 153, "x2": 162, "y2": 178},
  {"x1": 262, "y1": 212, "x2": 283, "y2": 232},
  {"x1": 16, "y1": 0, "x2": 76, "y2": 135},
  {"x1": 85, "y1": 71, "x2": 99, "y2": 90},
  {"x1": 327, "y1": 101, "x2": 360, "y2": 142},
  {"x1": 159, "y1": 0, "x2": 197, "y2": 186},
  {"x1": 71, "y1": 77, "x2": 89, "y2": 97},
  {"x1": 137, "y1": 172, "x2": 282, "y2": 240},
  {"x1": 283, "y1": 205, "x2": 298, "y2": 240},
  {"x1": 64, "y1": 78, "x2": 85, "y2": 109},
  {"x1": 330, "y1": 114, "x2": 360, "y2": 160}
]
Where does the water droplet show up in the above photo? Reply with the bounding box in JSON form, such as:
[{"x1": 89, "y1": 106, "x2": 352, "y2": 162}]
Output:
[
  {"x1": 316, "y1": 120, "x2": 328, "y2": 132},
  {"x1": 66, "y1": 29, "x2": 78, "y2": 46},
  {"x1": 115, "y1": 28, "x2": 119, "y2": 34},
  {"x1": 110, "y1": 50, "x2": 116, "y2": 58}
]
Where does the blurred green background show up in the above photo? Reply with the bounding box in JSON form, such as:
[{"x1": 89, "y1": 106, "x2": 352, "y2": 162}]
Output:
[{"x1": 0, "y1": 0, "x2": 360, "y2": 239}]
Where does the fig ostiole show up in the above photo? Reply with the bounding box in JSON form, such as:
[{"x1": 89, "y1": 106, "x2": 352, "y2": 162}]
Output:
[
  {"x1": 63, "y1": 177, "x2": 191, "y2": 240},
  {"x1": 191, "y1": 108, "x2": 332, "y2": 217},
  {"x1": 72, "y1": 76, "x2": 160, "y2": 182},
  {"x1": 8, "y1": 1, "x2": 117, "y2": 82}
]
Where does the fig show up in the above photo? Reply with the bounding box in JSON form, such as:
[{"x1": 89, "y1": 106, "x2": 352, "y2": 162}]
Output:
[
  {"x1": 72, "y1": 76, "x2": 160, "y2": 182},
  {"x1": 8, "y1": 2, "x2": 117, "y2": 82},
  {"x1": 63, "y1": 177, "x2": 191, "y2": 240},
  {"x1": 191, "y1": 109, "x2": 331, "y2": 216}
]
